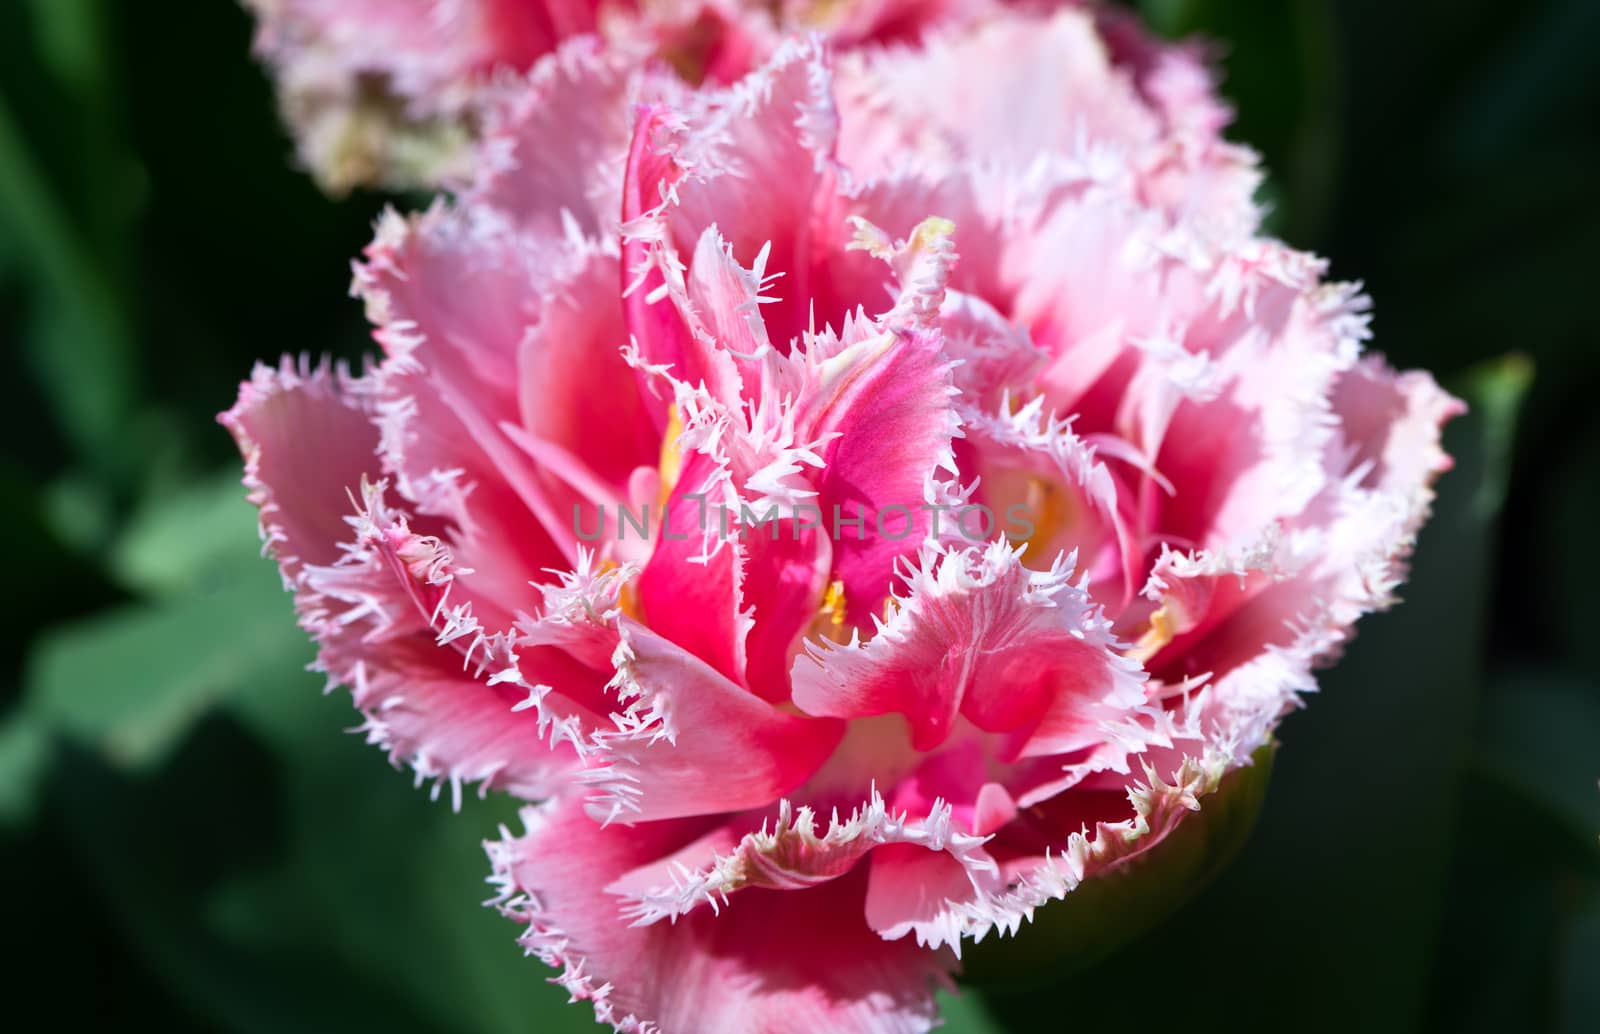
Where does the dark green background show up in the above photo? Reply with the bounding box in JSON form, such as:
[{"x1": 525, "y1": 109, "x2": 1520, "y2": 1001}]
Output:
[{"x1": 2, "y1": 1, "x2": 1595, "y2": 1030}]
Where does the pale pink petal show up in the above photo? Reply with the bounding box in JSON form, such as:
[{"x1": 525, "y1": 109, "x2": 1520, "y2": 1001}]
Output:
[
  {"x1": 1135, "y1": 245, "x2": 1356, "y2": 550},
  {"x1": 836, "y1": 8, "x2": 1159, "y2": 177},
  {"x1": 836, "y1": 5, "x2": 1259, "y2": 236},
  {"x1": 468, "y1": 37, "x2": 644, "y2": 236},
  {"x1": 356, "y1": 205, "x2": 578, "y2": 609},
  {"x1": 1330, "y1": 354, "x2": 1465, "y2": 509},
  {"x1": 1091, "y1": 5, "x2": 1263, "y2": 235},
  {"x1": 626, "y1": 37, "x2": 884, "y2": 352},
  {"x1": 220, "y1": 355, "x2": 381, "y2": 582},
  {"x1": 223, "y1": 366, "x2": 604, "y2": 800}
]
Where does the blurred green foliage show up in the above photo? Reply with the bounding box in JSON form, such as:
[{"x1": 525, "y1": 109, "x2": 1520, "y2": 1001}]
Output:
[{"x1": 1, "y1": 0, "x2": 1596, "y2": 1030}]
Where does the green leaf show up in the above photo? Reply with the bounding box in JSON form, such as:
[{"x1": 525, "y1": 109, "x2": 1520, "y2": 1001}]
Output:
[
  {"x1": 936, "y1": 988, "x2": 1008, "y2": 1034},
  {"x1": 0, "y1": 89, "x2": 138, "y2": 482},
  {"x1": 1460, "y1": 352, "x2": 1534, "y2": 519},
  {"x1": 24, "y1": 0, "x2": 109, "y2": 97},
  {"x1": 0, "y1": 713, "x2": 50, "y2": 829},
  {"x1": 111, "y1": 469, "x2": 265, "y2": 598},
  {"x1": 48, "y1": 653, "x2": 599, "y2": 1034},
  {"x1": 31, "y1": 485, "x2": 599, "y2": 1030},
  {"x1": 23, "y1": 558, "x2": 306, "y2": 769}
]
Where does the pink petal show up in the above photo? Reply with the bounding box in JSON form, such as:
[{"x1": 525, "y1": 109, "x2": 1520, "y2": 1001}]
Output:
[
  {"x1": 220, "y1": 355, "x2": 380, "y2": 581},
  {"x1": 836, "y1": 8, "x2": 1159, "y2": 176},
  {"x1": 966, "y1": 751, "x2": 1238, "y2": 944},
  {"x1": 356, "y1": 206, "x2": 578, "y2": 606},
  {"x1": 1331, "y1": 354, "x2": 1465, "y2": 505},
  {"x1": 224, "y1": 365, "x2": 601, "y2": 800},
  {"x1": 489, "y1": 800, "x2": 952, "y2": 1033},
  {"x1": 611, "y1": 792, "x2": 996, "y2": 931},
  {"x1": 469, "y1": 36, "x2": 644, "y2": 236},
  {"x1": 793, "y1": 542, "x2": 1146, "y2": 757},
  {"x1": 584, "y1": 620, "x2": 844, "y2": 823},
  {"x1": 633, "y1": 450, "x2": 749, "y2": 687},
  {"x1": 472, "y1": 0, "x2": 626, "y2": 70},
  {"x1": 791, "y1": 323, "x2": 963, "y2": 629},
  {"x1": 515, "y1": 245, "x2": 657, "y2": 495},
  {"x1": 628, "y1": 37, "x2": 882, "y2": 352}
]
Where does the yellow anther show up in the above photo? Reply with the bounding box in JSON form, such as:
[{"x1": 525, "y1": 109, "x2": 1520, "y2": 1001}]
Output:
[
  {"x1": 806, "y1": 578, "x2": 854, "y2": 645},
  {"x1": 1127, "y1": 601, "x2": 1178, "y2": 665},
  {"x1": 907, "y1": 216, "x2": 957, "y2": 254},
  {"x1": 656, "y1": 404, "x2": 685, "y2": 509},
  {"x1": 598, "y1": 559, "x2": 644, "y2": 623},
  {"x1": 1006, "y1": 476, "x2": 1077, "y2": 570},
  {"x1": 821, "y1": 579, "x2": 848, "y2": 628}
]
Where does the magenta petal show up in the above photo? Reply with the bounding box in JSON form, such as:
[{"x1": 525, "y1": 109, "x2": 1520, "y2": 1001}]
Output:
[
  {"x1": 619, "y1": 105, "x2": 740, "y2": 422},
  {"x1": 633, "y1": 450, "x2": 750, "y2": 688},
  {"x1": 631, "y1": 37, "x2": 883, "y2": 351},
  {"x1": 794, "y1": 324, "x2": 962, "y2": 627},
  {"x1": 739, "y1": 520, "x2": 833, "y2": 703}
]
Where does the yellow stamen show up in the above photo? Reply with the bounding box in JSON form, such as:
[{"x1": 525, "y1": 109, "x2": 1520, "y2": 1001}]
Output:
[
  {"x1": 599, "y1": 559, "x2": 645, "y2": 623},
  {"x1": 618, "y1": 579, "x2": 643, "y2": 624},
  {"x1": 820, "y1": 579, "x2": 848, "y2": 629},
  {"x1": 1007, "y1": 476, "x2": 1077, "y2": 569},
  {"x1": 806, "y1": 578, "x2": 853, "y2": 645},
  {"x1": 1127, "y1": 601, "x2": 1179, "y2": 664},
  {"x1": 656, "y1": 403, "x2": 685, "y2": 509},
  {"x1": 907, "y1": 216, "x2": 957, "y2": 254},
  {"x1": 796, "y1": 0, "x2": 851, "y2": 29}
]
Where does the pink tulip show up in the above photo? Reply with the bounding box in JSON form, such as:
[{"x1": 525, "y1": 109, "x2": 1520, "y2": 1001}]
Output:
[{"x1": 225, "y1": 8, "x2": 1460, "y2": 1031}]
